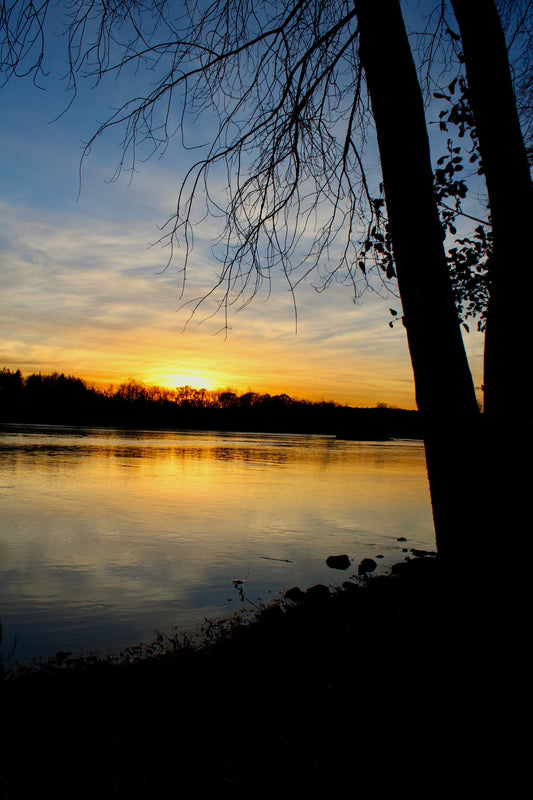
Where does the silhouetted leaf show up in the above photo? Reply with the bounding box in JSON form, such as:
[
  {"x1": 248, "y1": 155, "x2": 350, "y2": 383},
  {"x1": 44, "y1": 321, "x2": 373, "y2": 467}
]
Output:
[{"x1": 446, "y1": 26, "x2": 461, "y2": 41}]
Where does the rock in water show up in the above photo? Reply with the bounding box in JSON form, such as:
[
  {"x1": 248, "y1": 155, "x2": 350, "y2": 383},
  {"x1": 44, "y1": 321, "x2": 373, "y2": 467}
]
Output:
[
  {"x1": 358, "y1": 558, "x2": 377, "y2": 576},
  {"x1": 326, "y1": 554, "x2": 351, "y2": 570},
  {"x1": 284, "y1": 586, "x2": 306, "y2": 603}
]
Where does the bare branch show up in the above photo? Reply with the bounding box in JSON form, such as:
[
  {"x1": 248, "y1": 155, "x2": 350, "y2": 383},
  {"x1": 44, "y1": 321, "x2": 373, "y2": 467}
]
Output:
[
  {"x1": 5, "y1": 0, "x2": 502, "y2": 329},
  {"x1": 0, "y1": 0, "x2": 50, "y2": 86}
]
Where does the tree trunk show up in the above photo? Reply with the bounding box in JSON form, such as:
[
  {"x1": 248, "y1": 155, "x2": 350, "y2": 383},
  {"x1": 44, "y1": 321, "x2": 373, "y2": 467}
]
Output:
[
  {"x1": 355, "y1": 0, "x2": 481, "y2": 562},
  {"x1": 450, "y1": 0, "x2": 533, "y2": 542},
  {"x1": 450, "y1": 0, "x2": 533, "y2": 420}
]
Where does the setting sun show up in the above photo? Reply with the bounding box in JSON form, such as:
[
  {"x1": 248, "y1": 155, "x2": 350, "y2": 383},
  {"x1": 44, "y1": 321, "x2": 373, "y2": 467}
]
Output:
[{"x1": 157, "y1": 373, "x2": 217, "y2": 391}]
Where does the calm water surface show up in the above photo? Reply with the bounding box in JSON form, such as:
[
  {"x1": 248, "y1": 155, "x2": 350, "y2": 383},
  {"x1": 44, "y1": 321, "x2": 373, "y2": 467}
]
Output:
[{"x1": 0, "y1": 424, "x2": 435, "y2": 663}]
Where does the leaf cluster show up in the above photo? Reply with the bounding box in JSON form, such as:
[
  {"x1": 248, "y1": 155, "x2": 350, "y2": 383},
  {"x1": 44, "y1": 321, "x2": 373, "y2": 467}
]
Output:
[
  {"x1": 447, "y1": 225, "x2": 492, "y2": 332},
  {"x1": 433, "y1": 76, "x2": 491, "y2": 328}
]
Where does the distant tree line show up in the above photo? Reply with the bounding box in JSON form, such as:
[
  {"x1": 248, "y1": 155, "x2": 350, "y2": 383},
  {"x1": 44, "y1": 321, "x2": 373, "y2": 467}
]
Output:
[{"x1": 0, "y1": 368, "x2": 421, "y2": 439}]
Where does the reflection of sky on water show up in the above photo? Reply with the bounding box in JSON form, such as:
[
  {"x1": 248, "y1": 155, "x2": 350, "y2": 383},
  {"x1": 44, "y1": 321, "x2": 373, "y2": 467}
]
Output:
[{"x1": 0, "y1": 425, "x2": 434, "y2": 663}]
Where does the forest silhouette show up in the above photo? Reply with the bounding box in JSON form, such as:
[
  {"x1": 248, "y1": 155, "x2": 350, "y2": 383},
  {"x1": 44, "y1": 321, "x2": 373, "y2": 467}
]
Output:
[{"x1": 0, "y1": 367, "x2": 421, "y2": 439}]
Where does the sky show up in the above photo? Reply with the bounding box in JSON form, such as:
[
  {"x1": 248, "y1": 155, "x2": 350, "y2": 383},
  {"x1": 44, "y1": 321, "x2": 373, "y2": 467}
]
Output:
[{"x1": 0, "y1": 4, "x2": 485, "y2": 409}]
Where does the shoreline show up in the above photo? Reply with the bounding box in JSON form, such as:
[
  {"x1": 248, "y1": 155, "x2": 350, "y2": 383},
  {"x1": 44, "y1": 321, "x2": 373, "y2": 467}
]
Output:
[
  {"x1": 2, "y1": 550, "x2": 504, "y2": 795},
  {"x1": 0, "y1": 546, "x2": 430, "y2": 673}
]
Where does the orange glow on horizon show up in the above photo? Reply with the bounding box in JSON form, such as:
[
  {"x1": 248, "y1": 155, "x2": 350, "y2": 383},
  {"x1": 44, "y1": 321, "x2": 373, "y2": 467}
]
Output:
[
  {"x1": 75, "y1": 371, "x2": 415, "y2": 408},
  {"x1": 10, "y1": 361, "x2": 420, "y2": 409},
  {"x1": 155, "y1": 373, "x2": 217, "y2": 391}
]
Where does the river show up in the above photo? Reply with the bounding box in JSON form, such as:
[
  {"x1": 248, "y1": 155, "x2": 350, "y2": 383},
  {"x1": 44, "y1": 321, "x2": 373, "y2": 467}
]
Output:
[{"x1": 0, "y1": 424, "x2": 435, "y2": 663}]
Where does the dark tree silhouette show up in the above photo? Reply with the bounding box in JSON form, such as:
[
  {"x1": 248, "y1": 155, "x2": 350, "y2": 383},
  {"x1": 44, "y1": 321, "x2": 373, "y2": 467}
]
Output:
[
  {"x1": 449, "y1": 0, "x2": 533, "y2": 549},
  {"x1": 355, "y1": 1, "x2": 481, "y2": 562},
  {"x1": 1, "y1": 0, "x2": 531, "y2": 566}
]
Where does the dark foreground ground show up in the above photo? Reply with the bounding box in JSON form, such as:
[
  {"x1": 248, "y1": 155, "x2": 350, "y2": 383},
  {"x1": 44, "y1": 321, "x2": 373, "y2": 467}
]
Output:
[{"x1": 0, "y1": 553, "x2": 524, "y2": 798}]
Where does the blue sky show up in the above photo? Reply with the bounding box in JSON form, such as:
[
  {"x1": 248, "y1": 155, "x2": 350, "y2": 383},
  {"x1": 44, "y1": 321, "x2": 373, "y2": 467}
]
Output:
[{"x1": 0, "y1": 3, "x2": 485, "y2": 408}]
